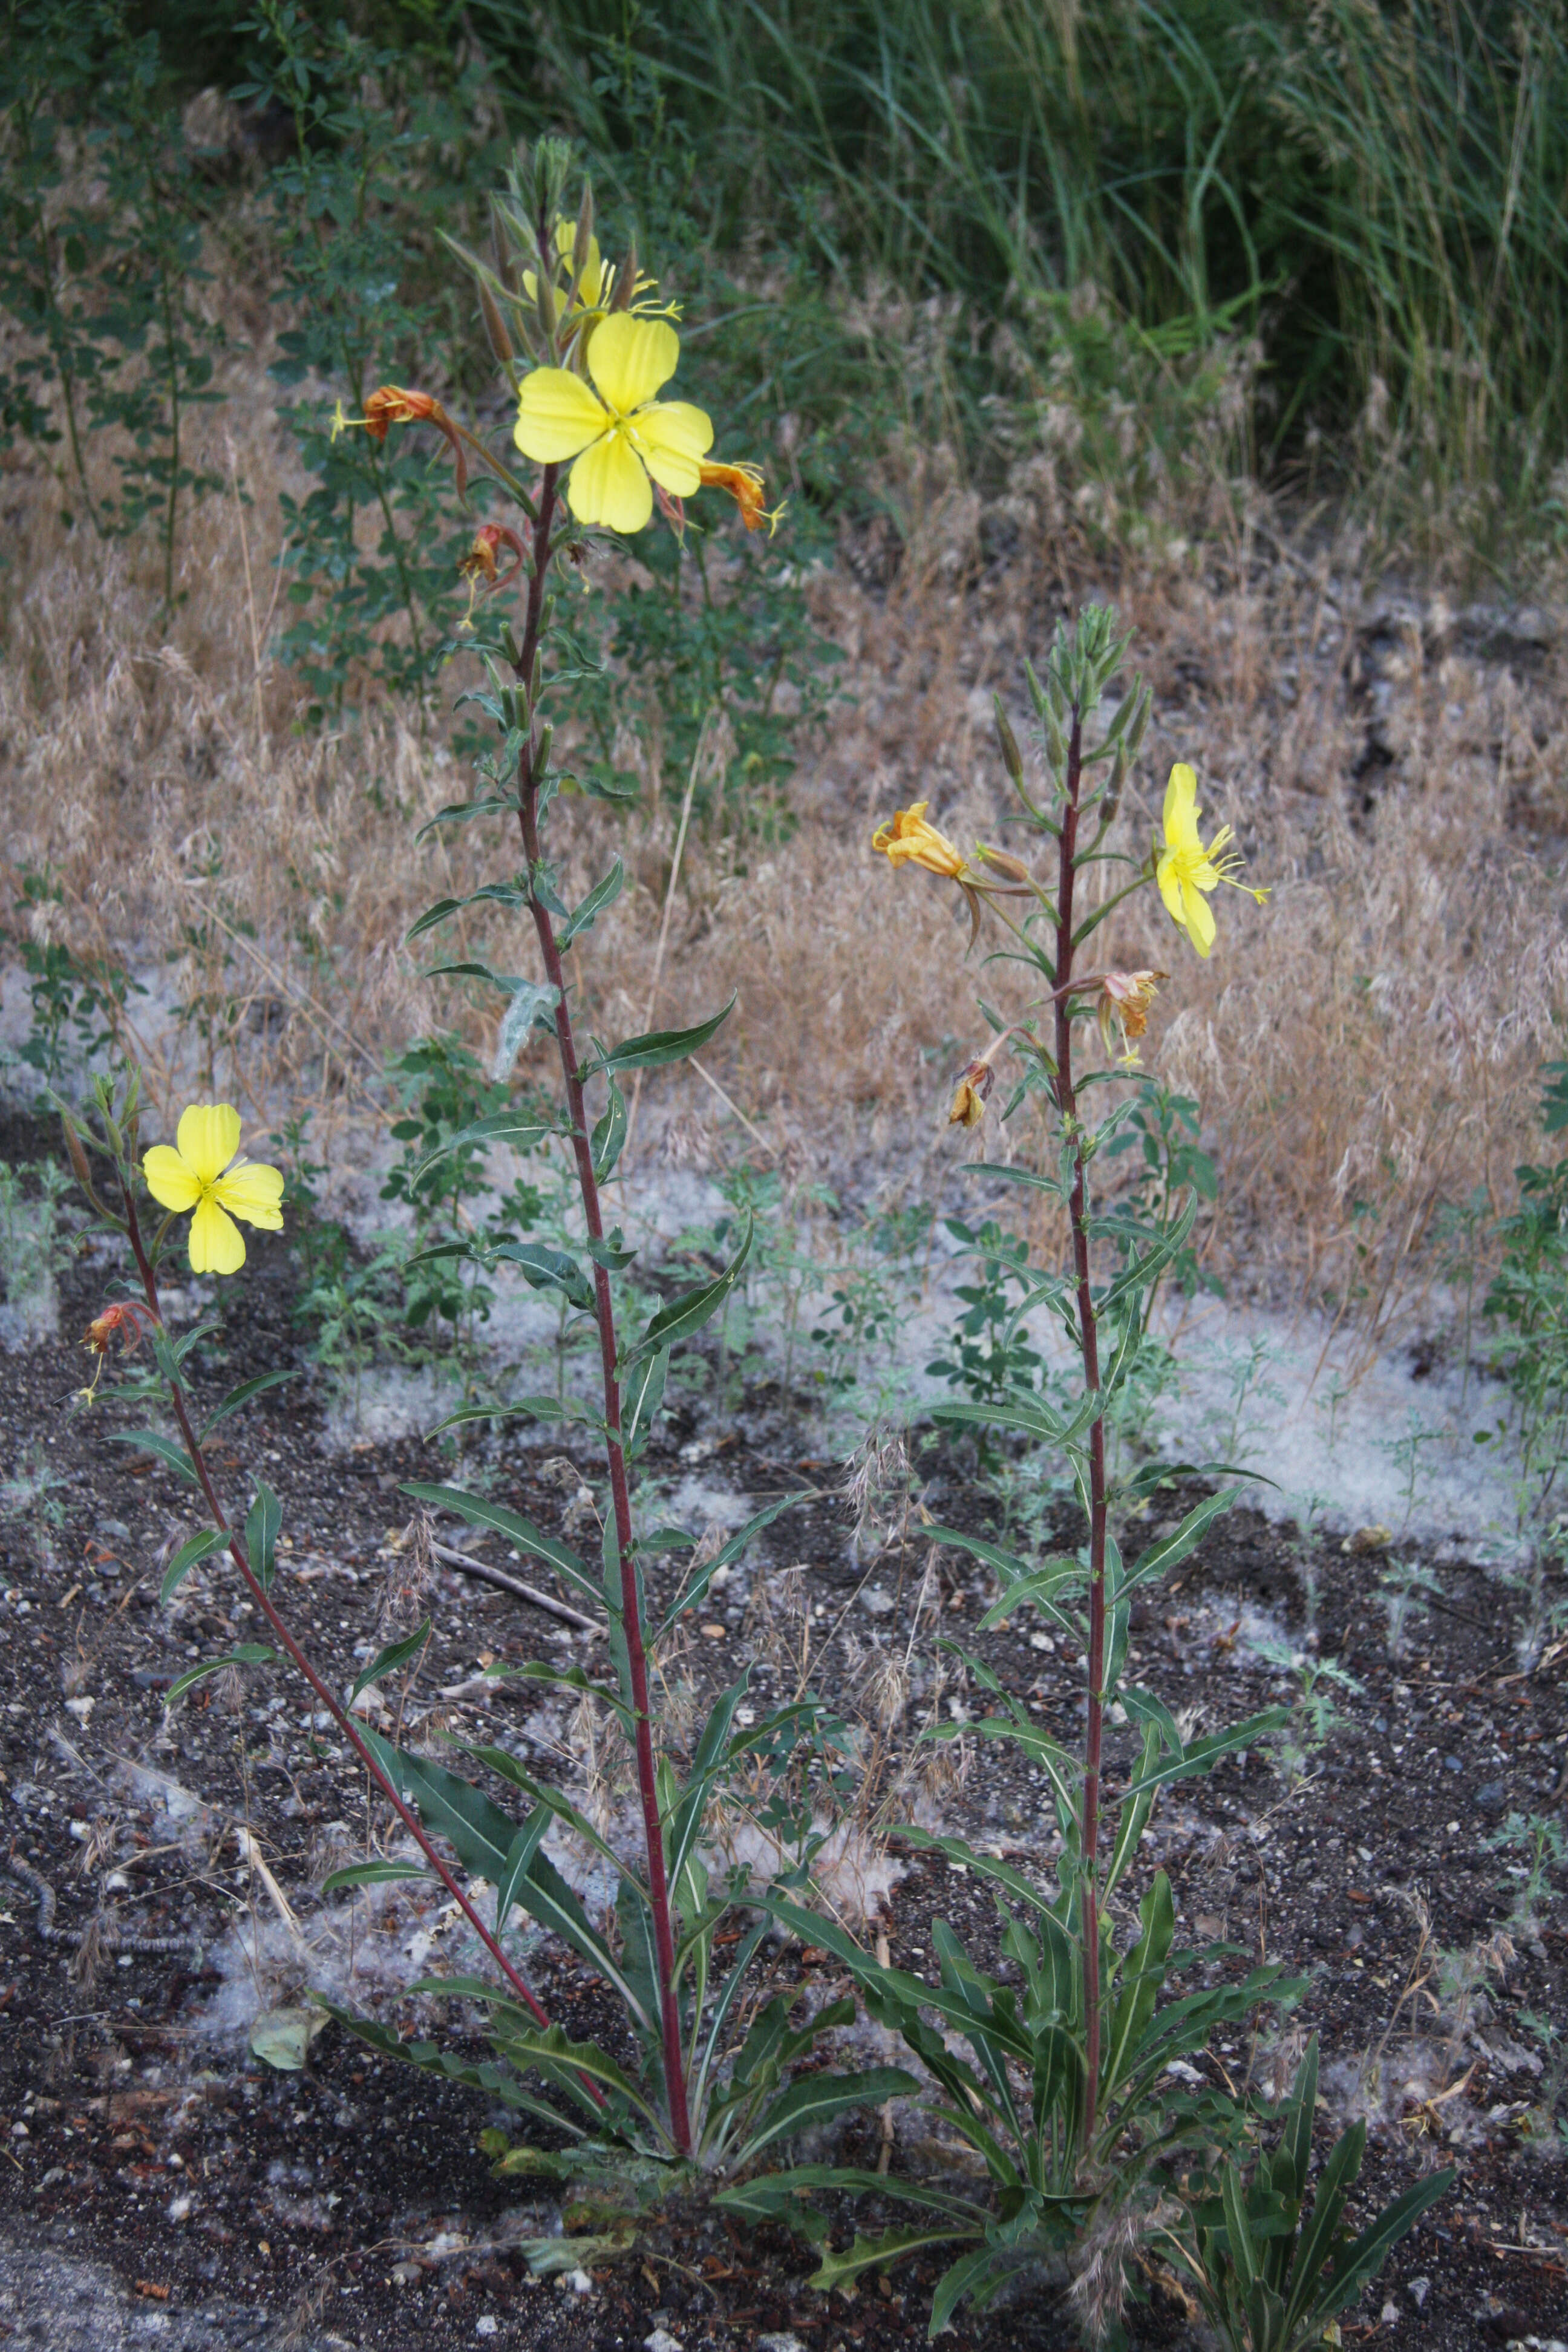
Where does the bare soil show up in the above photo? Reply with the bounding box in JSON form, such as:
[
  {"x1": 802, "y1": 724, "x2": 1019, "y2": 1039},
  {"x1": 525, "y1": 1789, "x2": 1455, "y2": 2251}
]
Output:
[{"x1": 1, "y1": 1112, "x2": 1565, "y2": 2351}]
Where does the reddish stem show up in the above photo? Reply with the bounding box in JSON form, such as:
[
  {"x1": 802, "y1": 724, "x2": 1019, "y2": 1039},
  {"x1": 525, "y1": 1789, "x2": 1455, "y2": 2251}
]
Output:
[
  {"x1": 1051, "y1": 707, "x2": 1108, "y2": 2158},
  {"x1": 511, "y1": 466, "x2": 694, "y2": 2156},
  {"x1": 118, "y1": 1187, "x2": 564, "y2": 2045}
]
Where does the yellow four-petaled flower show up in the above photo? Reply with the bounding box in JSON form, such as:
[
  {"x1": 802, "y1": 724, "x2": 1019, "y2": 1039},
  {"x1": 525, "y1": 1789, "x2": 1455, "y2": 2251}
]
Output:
[
  {"x1": 1155, "y1": 763, "x2": 1266, "y2": 958},
  {"x1": 514, "y1": 315, "x2": 713, "y2": 535},
  {"x1": 143, "y1": 1105, "x2": 284, "y2": 1276},
  {"x1": 871, "y1": 803, "x2": 969, "y2": 880}
]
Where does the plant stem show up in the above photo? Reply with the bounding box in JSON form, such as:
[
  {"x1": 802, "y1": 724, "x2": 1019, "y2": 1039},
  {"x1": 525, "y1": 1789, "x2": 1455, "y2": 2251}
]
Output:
[
  {"x1": 512, "y1": 465, "x2": 694, "y2": 2158},
  {"x1": 116, "y1": 1185, "x2": 567, "y2": 2046},
  {"x1": 1053, "y1": 704, "x2": 1109, "y2": 2158}
]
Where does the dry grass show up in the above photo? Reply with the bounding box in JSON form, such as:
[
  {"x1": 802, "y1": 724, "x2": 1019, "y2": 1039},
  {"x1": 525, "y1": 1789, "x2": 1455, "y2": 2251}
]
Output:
[{"x1": 2, "y1": 344, "x2": 1566, "y2": 1342}]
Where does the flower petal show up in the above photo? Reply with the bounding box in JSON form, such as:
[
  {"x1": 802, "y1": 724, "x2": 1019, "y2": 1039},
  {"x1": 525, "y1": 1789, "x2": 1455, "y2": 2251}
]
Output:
[
  {"x1": 634, "y1": 399, "x2": 714, "y2": 495},
  {"x1": 514, "y1": 368, "x2": 610, "y2": 464},
  {"x1": 567, "y1": 432, "x2": 653, "y2": 534},
  {"x1": 175, "y1": 1103, "x2": 241, "y2": 1186},
  {"x1": 587, "y1": 315, "x2": 679, "y2": 414},
  {"x1": 188, "y1": 1194, "x2": 246, "y2": 1275},
  {"x1": 1181, "y1": 878, "x2": 1216, "y2": 956},
  {"x1": 142, "y1": 1145, "x2": 201, "y2": 1213},
  {"x1": 1162, "y1": 763, "x2": 1202, "y2": 854},
  {"x1": 212, "y1": 1160, "x2": 285, "y2": 1231}
]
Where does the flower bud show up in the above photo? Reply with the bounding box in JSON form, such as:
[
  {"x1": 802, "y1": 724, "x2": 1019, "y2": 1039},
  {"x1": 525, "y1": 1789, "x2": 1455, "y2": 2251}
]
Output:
[{"x1": 974, "y1": 843, "x2": 1031, "y2": 883}]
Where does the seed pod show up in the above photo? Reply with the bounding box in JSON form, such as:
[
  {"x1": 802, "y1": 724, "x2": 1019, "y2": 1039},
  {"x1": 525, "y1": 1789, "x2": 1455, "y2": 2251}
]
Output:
[
  {"x1": 535, "y1": 722, "x2": 554, "y2": 773},
  {"x1": 570, "y1": 183, "x2": 595, "y2": 287},
  {"x1": 993, "y1": 696, "x2": 1024, "y2": 788},
  {"x1": 479, "y1": 280, "x2": 515, "y2": 376},
  {"x1": 1125, "y1": 685, "x2": 1151, "y2": 759},
  {"x1": 610, "y1": 243, "x2": 639, "y2": 313}
]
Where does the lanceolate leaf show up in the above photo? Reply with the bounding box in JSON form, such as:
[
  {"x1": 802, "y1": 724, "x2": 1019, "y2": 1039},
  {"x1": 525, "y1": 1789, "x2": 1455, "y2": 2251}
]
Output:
[
  {"x1": 243, "y1": 1483, "x2": 282, "y2": 1592},
  {"x1": 106, "y1": 1429, "x2": 198, "y2": 1486},
  {"x1": 411, "y1": 1112, "x2": 559, "y2": 1190},
  {"x1": 652, "y1": 1489, "x2": 809, "y2": 1641},
  {"x1": 166, "y1": 1644, "x2": 278, "y2": 1705},
  {"x1": 195, "y1": 1368, "x2": 298, "y2": 1442},
  {"x1": 424, "y1": 1394, "x2": 607, "y2": 1440},
  {"x1": 350, "y1": 1618, "x2": 431, "y2": 1703},
  {"x1": 557, "y1": 859, "x2": 624, "y2": 948},
  {"x1": 159, "y1": 1526, "x2": 228, "y2": 1604},
  {"x1": 593, "y1": 992, "x2": 736, "y2": 1075},
  {"x1": 494, "y1": 1240, "x2": 596, "y2": 1312},
  {"x1": 591, "y1": 1077, "x2": 628, "y2": 1183},
  {"x1": 321, "y1": 1859, "x2": 433, "y2": 1893},
  {"x1": 1120, "y1": 1710, "x2": 1290, "y2": 1800},
  {"x1": 399, "y1": 1481, "x2": 598, "y2": 1605},
  {"x1": 622, "y1": 1215, "x2": 752, "y2": 1370},
  {"x1": 811, "y1": 2223, "x2": 982, "y2": 2300},
  {"x1": 1120, "y1": 1488, "x2": 1239, "y2": 1595},
  {"x1": 742, "y1": 2068, "x2": 918, "y2": 2164}
]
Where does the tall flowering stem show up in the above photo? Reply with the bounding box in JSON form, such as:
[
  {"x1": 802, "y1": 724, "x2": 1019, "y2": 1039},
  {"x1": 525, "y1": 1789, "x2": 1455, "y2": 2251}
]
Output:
[
  {"x1": 505, "y1": 199, "x2": 692, "y2": 2157},
  {"x1": 1047, "y1": 706, "x2": 1112, "y2": 2148}
]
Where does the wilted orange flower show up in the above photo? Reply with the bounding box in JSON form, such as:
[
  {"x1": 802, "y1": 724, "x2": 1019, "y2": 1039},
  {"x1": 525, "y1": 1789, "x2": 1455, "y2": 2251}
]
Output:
[
  {"x1": 79, "y1": 1300, "x2": 151, "y2": 1405},
  {"x1": 84, "y1": 1301, "x2": 148, "y2": 1357},
  {"x1": 332, "y1": 387, "x2": 471, "y2": 494},
  {"x1": 699, "y1": 460, "x2": 784, "y2": 536},
  {"x1": 458, "y1": 523, "x2": 526, "y2": 626},
  {"x1": 1097, "y1": 970, "x2": 1166, "y2": 1062},
  {"x1": 872, "y1": 803, "x2": 967, "y2": 880}
]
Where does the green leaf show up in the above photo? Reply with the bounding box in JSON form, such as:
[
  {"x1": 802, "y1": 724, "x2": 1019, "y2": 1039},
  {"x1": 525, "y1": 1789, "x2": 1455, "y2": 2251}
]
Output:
[
  {"x1": 622, "y1": 1347, "x2": 668, "y2": 1460},
  {"x1": 350, "y1": 1618, "x2": 431, "y2": 1703},
  {"x1": 355, "y1": 1729, "x2": 644, "y2": 2025},
  {"x1": 166, "y1": 1644, "x2": 278, "y2": 1705},
  {"x1": 410, "y1": 1111, "x2": 558, "y2": 1190},
  {"x1": 244, "y1": 1483, "x2": 282, "y2": 1593},
  {"x1": 422, "y1": 956, "x2": 524, "y2": 998},
  {"x1": 106, "y1": 1429, "x2": 198, "y2": 1486},
  {"x1": 494, "y1": 1240, "x2": 596, "y2": 1313},
  {"x1": 716, "y1": 2166, "x2": 987, "y2": 2229},
  {"x1": 425, "y1": 1394, "x2": 607, "y2": 1439},
  {"x1": 195, "y1": 1368, "x2": 298, "y2": 1443},
  {"x1": 652, "y1": 1489, "x2": 809, "y2": 1641},
  {"x1": 314, "y1": 1999, "x2": 552, "y2": 2125},
  {"x1": 586, "y1": 1233, "x2": 636, "y2": 1271},
  {"x1": 557, "y1": 858, "x2": 624, "y2": 948},
  {"x1": 400, "y1": 1481, "x2": 598, "y2": 1606},
  {"x1": 404, "y1": 895, "x2": 466, "y2": 942},
  {"x1": 1120, "y1": 1710, "x2": 1290, "y2": 1800},
  {"x1": 622, "y1": 1215, "x2": 751, "y2": 1370},
  {"x1": 811, "y1": 2224, "x2": 981, "y2": 2301},
  {"x1": 321, "y1": 1859, "x2": 433, "y2": 1893},
  {"x1": 592, "y1": 1077, "x2": 628, "y2": 1183},
  {"x1": 1122, "y1": 1488, "x2": 1240, "y2": 1595},
  {"x1": 159, "y1": 1526, "x2": 227, "y2": 1605},
  {"x1": 742, "y1": 2068, "x2": 919, "y2": 2165},
  {"x1": 594, "y1": 993, "x2": 736, "y2": 1074},
  {"x1": 1315, "y1": 2168, "x2": 1454, "y2": 2324},
  {"x1": 927, "y1": 2242, "x2": 1007, "y2": 2336}
]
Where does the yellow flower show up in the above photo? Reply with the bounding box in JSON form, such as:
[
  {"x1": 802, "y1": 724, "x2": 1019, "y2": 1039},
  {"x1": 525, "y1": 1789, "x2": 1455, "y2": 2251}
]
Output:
[
  {"x1": 143, "y1": 1105, "x2": 284, "y2": 1276},
  {"x1": 514, "y1": 316, "x2": 714, "y2": 535},
  {"x1": 522, "y1": 219, "x2": 676, "y2": 338},
  {"x1": 871, "y1": 803, "x2": 968, "y2": 880},
  {"x1": 1155, "y1": 764, "x2": 1267, "y2": 958}
]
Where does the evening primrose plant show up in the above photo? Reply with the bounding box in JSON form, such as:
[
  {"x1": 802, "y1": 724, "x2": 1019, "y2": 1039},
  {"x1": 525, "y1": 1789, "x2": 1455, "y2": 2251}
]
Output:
[
  {"x1": 733, "y1": 615, "x2": 1443, "y2": 2337},
  {"x1": 54, "y1": 145, "x2": 909, "y2": 2207}
]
